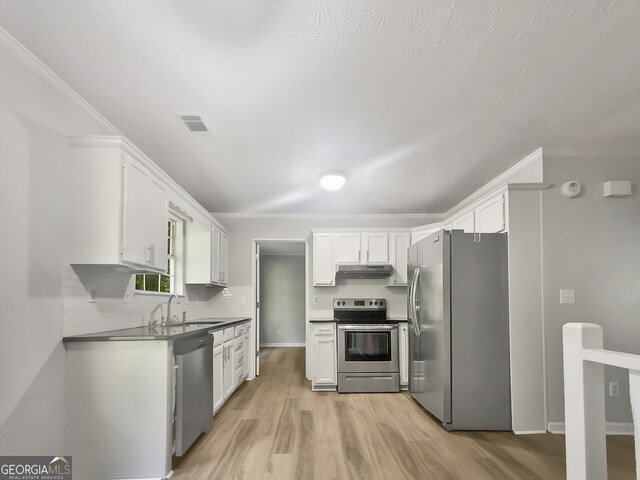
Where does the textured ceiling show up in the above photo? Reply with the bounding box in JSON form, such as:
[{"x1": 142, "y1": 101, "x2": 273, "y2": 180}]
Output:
[{"x1": 1, "y1": 0, "x2": 640, "y2": 213}]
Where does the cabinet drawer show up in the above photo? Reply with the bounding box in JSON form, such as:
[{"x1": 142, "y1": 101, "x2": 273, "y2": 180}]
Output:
[
  {"x1": 223, "y1": 327, "x2": 234, "y2": 342},
  {"x1": 234, "y1": 339, "x2": 243, "y2": 351},
  {"x1": 211, "y1": 330, "x2": 223, "y2": 347},
  {"x1": 312, "y1": 323, "x2": 336, "y2": 335},
  {"x1": 234, "y1": 325, "x2": 244, "y2": 337}
]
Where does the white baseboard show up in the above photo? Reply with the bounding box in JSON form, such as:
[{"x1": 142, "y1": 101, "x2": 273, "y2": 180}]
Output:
[
  {"x1": 513, "y1": 430, "x2": 547, "y2": 435},
  {"x1": 548, "y1": 422, "x2": 634, "y2": 435},
  {"x1": 260, "y1": 342, "x2": 306, "y2": 347}
]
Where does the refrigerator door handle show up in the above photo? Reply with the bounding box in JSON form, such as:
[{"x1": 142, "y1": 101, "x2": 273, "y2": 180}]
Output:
[{"x1": 409, "y1": 269, "x2": 420, "y2": 337}]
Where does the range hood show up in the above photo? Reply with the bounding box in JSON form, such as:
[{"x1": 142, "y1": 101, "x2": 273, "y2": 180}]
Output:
[{"x1": 336, "y1": 264, "x2": 393, "y2": 278}]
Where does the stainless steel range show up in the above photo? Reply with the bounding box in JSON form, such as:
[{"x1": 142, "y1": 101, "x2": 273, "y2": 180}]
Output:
[{"x1": 335, "y1": 298, "x2": 400, "y2": 393}]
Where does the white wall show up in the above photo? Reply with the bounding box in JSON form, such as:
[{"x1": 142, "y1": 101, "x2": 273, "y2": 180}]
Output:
[
  {"x1": 259, "y1": 255, "x2": 306, "y2": 345},
  {"x1": 0, "y1": 43, "x2": 111, "y2": 454},
  {"x1": 542, "y1": 154, "x2": 640, "y2": 427}
]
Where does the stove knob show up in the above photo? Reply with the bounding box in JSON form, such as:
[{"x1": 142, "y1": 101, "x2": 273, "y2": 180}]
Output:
[
  {"x1": 369, "y1": 301, "x2": 373, "y2": 305},
  {"x1": 380, "y1": 301, "x2": 384, "y2": 306},
  {"x1": 342, "y1": 301, "x2": 346, "y2": 305},
  {"x1": 374, "y1": 301, "x2": 378, "y2": 305}
]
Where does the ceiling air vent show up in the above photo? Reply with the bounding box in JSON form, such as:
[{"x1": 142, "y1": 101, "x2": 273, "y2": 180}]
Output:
[{"x1": 179, "y1": 114, "x2": 209, "y2": 134}]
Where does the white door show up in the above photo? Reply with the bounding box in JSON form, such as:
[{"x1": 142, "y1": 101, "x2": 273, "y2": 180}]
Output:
[
  {"x1": 313, "y1": 233, "x2": 335, "y2": 286},
  {"x1": 362, "y1": 233, "x2": 389, "y2": 264},
  {"x1": 475, "y1": 193, "x2": 506, "y2": 233},
  {"x1": 313, "y1": 334, "x2": 336, "y2": 385},
  {"x1": 212, "y1": 344, "x2": 224, "y2": 413},
  {"x1": 211, "y1": 226, "x2": 221, "y2": 283},
  {"x1": 146, "y1": 178, "x2": 168, "y2": 271},
  {"x1": 220, "y1": 231, "x2": 229, "y2": 285},
  {"x1": 335, "y1": 233, "x2": 361, "y2": 264},
  {"x1": 255, "y1": 243, "x2": 260, "y2": 375},
  {"x1": 121, "y1": 158, "x2": 151, "y2": 268},
  {"x1": 390, "y1": 233, "x2": 410, "y2": 285},
  {"x1": 223, "y1": 342, "x2": 234, "y2": 399}
]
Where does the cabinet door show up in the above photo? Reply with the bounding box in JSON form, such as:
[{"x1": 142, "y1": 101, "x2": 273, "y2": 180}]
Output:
[
  {"x1": 213, "y1": 344, "x2": 224, "y2": 414},
  {"x1": 220, "y1": 231, "x2": 229, "y2": 285},
  {"x1": 313, "y1": 233, "x2": 335, "y2": 286},
  {"x1": 244, "y1": 331, "x2": 250, "y2": 378},
  {"x1": 335, "y1": 233, "x2": 361, "y2": 264},
  {"x1": 211, "y1": 226, "x2": 221, "y2": 284},
  {"x1": 451, "y1": 211, "x2": 475, "y2": 233},
  {"x1": 390, "y1": 233, "x2": 410, "y2": 285},
  {"x1": 475, "y1": 193, "x2": 506, "y2": 233},
  {"x1": 121, "y1": 158, "x2": 151, "y2": 267},
  {"x1": 223, "y1": 343, "x2": 235, "y2": 399},
  {"x1": 313, "y1": 335, "x2": 336, "y2": 385},
  {"x1": 185, "y1": 221, "x2": 212, "y2": 284},
  {"x1": 146, "y1": 178, "x2": 168, "y2": 271},
  {"x1": 399, "y1": 323, "x2": 408, "y2": 386},
  {"x1": 362, "y1": 233, "x2": 389, "y2": 264}
]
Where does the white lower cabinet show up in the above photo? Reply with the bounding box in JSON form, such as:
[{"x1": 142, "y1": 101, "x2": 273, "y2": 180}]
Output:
[
  {"x1": 214, "y1": 321, "x2": 251, "y2": 415},
  {"x1": 312, "y1": 323, "x2": 337, "y2": 390},
  {"x1": 399, "y1": 322, "x2": 408, "y2": 388},
  {"x1": 223, "y1": 327, "x2": 235, "y2": 400},
  {"x1": 212, "y1": 343, "x2": 224, "y2": 414}
]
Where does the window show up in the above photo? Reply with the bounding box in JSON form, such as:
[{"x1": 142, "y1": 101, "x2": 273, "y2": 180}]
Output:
[{"x1": 135, "y1": 215, "x2": 184, "y2": 295}]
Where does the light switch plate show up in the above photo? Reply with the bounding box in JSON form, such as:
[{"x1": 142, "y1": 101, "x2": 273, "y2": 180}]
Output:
[{"x1": 560, "y1": 289, "x2": 575, "y2": 304}]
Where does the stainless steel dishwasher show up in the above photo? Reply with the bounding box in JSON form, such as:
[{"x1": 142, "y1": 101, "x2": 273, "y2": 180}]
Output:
[{"x1": 174, "y1": 333, "x2": 213, "y2": 456}]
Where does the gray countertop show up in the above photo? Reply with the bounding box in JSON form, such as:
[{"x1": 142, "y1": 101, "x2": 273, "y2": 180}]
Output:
[
  {"x1": 63, "y1": 316, "x2": 251, "y2": 342},
  {"x1": 309, "y1": 318, "x2": 335, "y2": 322}
]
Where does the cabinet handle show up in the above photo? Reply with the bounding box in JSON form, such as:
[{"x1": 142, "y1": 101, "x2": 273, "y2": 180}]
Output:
[{"x1": 367, "y1": 251, "x2": 369, "y2": 263}]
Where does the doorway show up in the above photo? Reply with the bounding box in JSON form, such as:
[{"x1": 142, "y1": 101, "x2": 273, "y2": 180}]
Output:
[{"x1": 253, "y1": 240, "x2": 307, "y2": 376}]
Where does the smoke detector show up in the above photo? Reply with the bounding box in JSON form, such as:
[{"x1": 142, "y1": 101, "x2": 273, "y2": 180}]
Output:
[{"x1": 178, "y1": 114, "x2": 209, "y2": 134}]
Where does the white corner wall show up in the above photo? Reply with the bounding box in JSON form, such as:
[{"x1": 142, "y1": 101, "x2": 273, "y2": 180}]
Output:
[
  {"x1": 542, "y1": 153, "x2": 640, "y2": 429},
  {"x1": 0, "y1": 42, "x2": 111, "y2": 453}
]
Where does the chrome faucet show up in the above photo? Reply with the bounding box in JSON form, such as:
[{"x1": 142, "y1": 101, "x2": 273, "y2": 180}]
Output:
[{"x1": 166, "y1": 293, "x2": 181, "y2": 325}]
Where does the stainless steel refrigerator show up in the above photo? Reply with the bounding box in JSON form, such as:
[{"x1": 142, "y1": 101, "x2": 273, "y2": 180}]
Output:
[{"x1": 408, "y1": 229, "x2": 511, "y2": 431}]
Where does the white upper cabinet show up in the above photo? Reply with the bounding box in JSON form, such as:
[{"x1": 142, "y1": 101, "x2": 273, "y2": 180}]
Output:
[
  {"x1": 411, "y1": 227, "x2": 440, "y2": 245},
  {"x1": 361, "y1": 233, "x2": 389, "y2": 265},
  {"x1": 185, "y1": 220, "x2": 212, "y2": 284},
  {"x1": 475, "y1": 193, "x2": 506, "y2": 233},
  {"x1": 67, "y1": 138, "x2": 167, "y2": 273},
  {"x1": 220, "y1": 231, "x2": 229, "y2": 285},
  {"x1": 119, "y1": 154, "x2": 168, "y2": 271},
  {"x1": 187, "y1": 223, "x2": 228, "y2": 286},
  {"x1": 389, "y1": 233, "x2": 410, "y2": 286},
  {"x1": 451, "y1": 211, "x2": 475, "y2": 233},
  {"x1": 335, "y1": 233, "x2": 361, "y2": 265},
  {"x1": 313, "y1": 233, "x2": 335, "y2": 286}
]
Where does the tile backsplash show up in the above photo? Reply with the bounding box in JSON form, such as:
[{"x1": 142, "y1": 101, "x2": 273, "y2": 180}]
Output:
[{"x1": 63, "y1": 265, "x2": 252, "y2": 336}]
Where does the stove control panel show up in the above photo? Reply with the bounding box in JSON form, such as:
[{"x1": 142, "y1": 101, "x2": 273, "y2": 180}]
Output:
[{"x1": 334, "y1": 298, "x2": 386, "y2": 310}]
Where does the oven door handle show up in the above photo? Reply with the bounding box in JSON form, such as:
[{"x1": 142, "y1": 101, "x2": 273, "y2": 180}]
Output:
[{"x1": 338, "y1": 325, "x2": 398, "y2": 331}]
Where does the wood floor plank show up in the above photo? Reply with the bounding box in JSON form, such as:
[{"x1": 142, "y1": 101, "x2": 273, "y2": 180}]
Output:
[{"x1": 171, "y1": 347, "x2": 636, "y2": 480}]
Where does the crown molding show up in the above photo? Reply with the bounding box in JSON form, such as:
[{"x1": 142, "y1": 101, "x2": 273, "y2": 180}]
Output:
[
  {"x1": 213, "y1": 212, "x2": 443, "y2": 222},
  {"x1": 442, "y1": 148, "x2": 544, "y2": 220},
  {"x1": 542, "y1": 147, "x2": 640, "y2": 157},
  {"x1": 0, "y1": 26, "x2": 122, "y2": 136}
]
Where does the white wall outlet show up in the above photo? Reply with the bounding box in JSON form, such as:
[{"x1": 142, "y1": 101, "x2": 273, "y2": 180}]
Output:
[
  {"x1": 609, "y1": 381, "x2": 620, "y2": 397},
  {"x1": 89, "y1": 288, "x2": 97, "y2": 303},
  {"x1": 559, "y1": 289, "x2": 575, "y2": 304},
  {"x1": 603, "y1": 180, "x2": 631, "y2": 197},
  {"x1": 313, "y1": 296, "x2": 320, "y2": 304},
  {"x1": 277, "y1": 329, "x2": 283, "y2": 336}
]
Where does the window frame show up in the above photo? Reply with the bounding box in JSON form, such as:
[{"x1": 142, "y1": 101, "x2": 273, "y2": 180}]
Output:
[{"x1": 134, "y1": 213, "x2": 185, "y2": 296}]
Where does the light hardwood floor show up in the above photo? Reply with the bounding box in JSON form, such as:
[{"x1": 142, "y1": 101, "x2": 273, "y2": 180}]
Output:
[{"x1": 172, "y1": 347, "x2": 636, "y2": 480}]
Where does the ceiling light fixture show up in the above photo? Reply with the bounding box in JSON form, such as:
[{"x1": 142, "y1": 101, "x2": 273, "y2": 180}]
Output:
[{"x1": 320, "y1": 172, "x2": 347, "y2": 191}]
